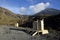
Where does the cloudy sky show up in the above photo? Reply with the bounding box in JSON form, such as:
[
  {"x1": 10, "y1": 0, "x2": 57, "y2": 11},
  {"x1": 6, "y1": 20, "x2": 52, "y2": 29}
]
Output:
[{"x1": 0, "y1": 0, "x2": 60, "y2": 15}]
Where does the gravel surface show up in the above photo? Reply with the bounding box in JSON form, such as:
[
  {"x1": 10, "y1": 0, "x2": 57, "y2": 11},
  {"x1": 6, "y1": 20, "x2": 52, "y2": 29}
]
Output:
[
  {"x1": 0, "y1": 25, "x2": 31, "y2": 40},
  {"x1": 0, "y1": 25, "x2": 60, "y2": 40}
]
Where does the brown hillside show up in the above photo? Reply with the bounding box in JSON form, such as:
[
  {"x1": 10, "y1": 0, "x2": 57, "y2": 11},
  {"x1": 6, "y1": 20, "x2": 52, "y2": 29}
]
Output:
[{"x1": 0, "y1": 7, "x2": 20, "y2": 25}]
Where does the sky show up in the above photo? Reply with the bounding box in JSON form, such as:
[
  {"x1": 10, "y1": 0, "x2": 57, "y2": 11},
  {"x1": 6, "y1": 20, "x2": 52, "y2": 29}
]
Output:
[{"x1": 0, "y1": 0, "x2": 60, "y2": 15}]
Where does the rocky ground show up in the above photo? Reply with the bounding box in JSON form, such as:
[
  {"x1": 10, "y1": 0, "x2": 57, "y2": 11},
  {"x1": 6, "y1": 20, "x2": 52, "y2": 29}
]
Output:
[{"x1": 0, "y1": 25, "x2": 60, "y2": 40}]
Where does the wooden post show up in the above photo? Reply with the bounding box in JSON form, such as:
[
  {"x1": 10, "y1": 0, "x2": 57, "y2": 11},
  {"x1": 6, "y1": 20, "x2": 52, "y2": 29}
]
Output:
[
  {"x1": 37, "y1": 19, "x2": 40, "y2": 35},
  {"x1": 41, "y1": 19, "x2": 49, "y2": 34},
  {"x1": 41, "y1": 19, "x2": 44, "y2": 31},
  {"x1": 32, "y1": 19, "x2": 49, "y2": 36},
  {"x1": 37, "y1": 19, "x2": 38, "y2": 30},
  {"x1": 15, "y1": 23, "x2": 19, "y2": 27},
  {"x1": 33, "y1": 21, "x2": 37, "y2": 30}
]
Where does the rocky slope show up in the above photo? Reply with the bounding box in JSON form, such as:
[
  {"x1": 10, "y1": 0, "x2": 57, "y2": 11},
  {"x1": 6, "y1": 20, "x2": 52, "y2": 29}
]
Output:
[
  {"x1": 0, "y1": 7, "x2": 20, "y2": 25},
  {"x1": 0, "y1": 7, "x2": 30, "y2": 26}
]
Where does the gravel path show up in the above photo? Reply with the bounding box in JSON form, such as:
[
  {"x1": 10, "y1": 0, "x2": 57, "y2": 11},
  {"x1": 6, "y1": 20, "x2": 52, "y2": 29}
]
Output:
[
  {"x1": 0, "y1": 25, "x2": 60, "y2": 40},
  {"x1": 0, "y1": 25, "x2": 31, "y2": 40}
]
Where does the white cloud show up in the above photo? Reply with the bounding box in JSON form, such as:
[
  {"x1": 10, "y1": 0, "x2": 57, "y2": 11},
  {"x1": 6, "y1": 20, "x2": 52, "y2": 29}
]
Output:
[
  {"x1": 19, "y1": 2, "x2": 50, "y2": 15},
  {"x1": 46, "y1": 2, "x2": 50, "y2": 6},
  {"x1": 20, "y1": 7, "x2": 26, "y2": 13},
  {"x1": 19, "y1": 7, "x2": 28, "y2": 15},
  {"x1": 29, "y1": 2, "x2": 50, "y2": 13}
]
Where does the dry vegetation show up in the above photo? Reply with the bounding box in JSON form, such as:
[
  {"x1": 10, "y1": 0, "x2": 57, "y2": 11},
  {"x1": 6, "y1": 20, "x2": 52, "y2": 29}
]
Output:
[
  {"x1": 0, "y1": 7, "x2": 30, "y2": 26},
  {"x1": 0, "y1": 7, "x2": 20, "y2": 25}
]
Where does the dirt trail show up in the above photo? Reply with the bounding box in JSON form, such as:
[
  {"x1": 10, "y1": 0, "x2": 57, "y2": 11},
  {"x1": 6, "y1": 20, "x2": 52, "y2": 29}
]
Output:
[
  {"x1": 0, "y1": 25, "x2": 31, "y2": 40},
  {"x1": 0, "y1": 25, "x2": 60, "y2": 40}
]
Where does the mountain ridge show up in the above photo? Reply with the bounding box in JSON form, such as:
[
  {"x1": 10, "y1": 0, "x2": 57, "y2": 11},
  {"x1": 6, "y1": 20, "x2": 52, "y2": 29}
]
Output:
[
  {"x1": 33, "y1": 8, "x2": 60, "y2": 17},
  {"x1": 0, "y1": 7, "x2": 60, "y2": 27}
]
